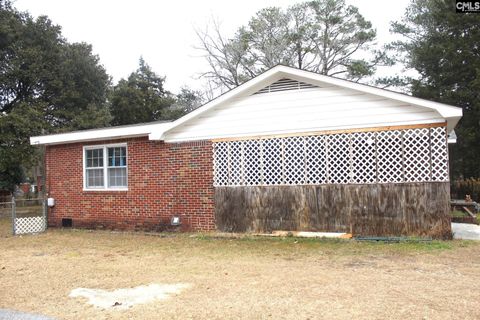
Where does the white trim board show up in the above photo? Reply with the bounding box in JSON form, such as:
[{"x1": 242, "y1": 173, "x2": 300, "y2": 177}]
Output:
[
  {"x1": 30, "y1": 122, "x2": 172, "y2": 146},
  {"x1": 30, "y1": 65, "x2": 462, "y2": 146},
  {"x1": 157, "y1": 66, "x2": 462, "y2": 142}
]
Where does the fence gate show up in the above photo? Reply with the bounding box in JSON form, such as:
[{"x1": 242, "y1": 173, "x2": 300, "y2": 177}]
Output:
[{"x1": 12, "y1": 197, "x2": 47, "y2": 235}]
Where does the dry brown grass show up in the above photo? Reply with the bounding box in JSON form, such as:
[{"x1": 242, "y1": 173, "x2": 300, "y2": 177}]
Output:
[
  {"x1": 1, "y1": 221, "x2": 480, "y2": 320},
  {"x1": 0, "y1": 210, "x2": 12, "y2": 237}
]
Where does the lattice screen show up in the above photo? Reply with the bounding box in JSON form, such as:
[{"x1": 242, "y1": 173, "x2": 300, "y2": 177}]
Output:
[
  {"x1": 213, "y1": 126, "x2": 449, "y2": 186},
  {"x1": 351, "y1": 132, "x2": 376, "y2": 184},
  {"x1": 284, "y1": 137, "x2": 305, "y2": 185},
  {"x1": 431, "y1": 126, "x2": 449, "y2": 181},
  {"x1": 377, "y1": 130, "x2": 403, "y2": 183},
  {"x1": 404, "y1": 128, "x2": 431, "y2": 182},
  {"x1": 305, "y1": 135, "x2": 327, "y2": 184},
  {"x1": 14, "y1": 216, "x2": 47, "y2": 235}
]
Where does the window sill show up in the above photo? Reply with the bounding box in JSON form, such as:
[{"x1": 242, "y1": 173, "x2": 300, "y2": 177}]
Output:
[{"x1": 82, "y1": 188, "x2": 128, "y2": 192}]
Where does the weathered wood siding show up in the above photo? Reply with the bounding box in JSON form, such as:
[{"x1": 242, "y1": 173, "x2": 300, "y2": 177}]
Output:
[{"x1": 215, "y1": 182, "x2": 451, "y2": 239}]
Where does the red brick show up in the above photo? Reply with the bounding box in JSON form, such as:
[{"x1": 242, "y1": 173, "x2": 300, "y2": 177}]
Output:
[{"x1": 45, "y1": 137, "x2": 215, "y2": 232}]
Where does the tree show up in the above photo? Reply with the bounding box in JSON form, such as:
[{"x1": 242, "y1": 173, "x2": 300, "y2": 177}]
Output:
[
  {"x1": 391, "y1": 0, "x2": 480, "y2": 179},
  {"x1": 174, "y1": 87, "x2": 205, "y2": 113},
  {"x1": 46, "y1": 42, "x2": 112, "y2": 131},
  {"x1": 0, "y1": 103, "x2": 41, "y2": 192},
  {"x1": 196, "y1": 0, "x2": 387, "y2": 92},
  {"x1": 0, "y1": 0, "x2": 111, "y2": 191},
  {"x1": 110, "y1": 58, "x2": 177, "y2": 126}
]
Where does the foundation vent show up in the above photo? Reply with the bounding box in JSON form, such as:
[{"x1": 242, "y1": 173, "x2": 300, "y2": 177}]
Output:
[{"x1": 62, "y1": 218, "x2": 73, "y2": 228}]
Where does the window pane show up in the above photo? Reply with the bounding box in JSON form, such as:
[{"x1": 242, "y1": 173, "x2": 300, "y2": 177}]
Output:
[
  {"x1": 86, "y1": 150, "x2": 92, "y2": 167},
  {"x1": 86, "y1": 148, "x2": 103, "y2": 168},
  {"x1": 108, "y1": 167, "x2": 127, "y2": 187},
  {"x1": 86, "y1": 168, "x2": 104, "y2": 188},
  {"x1": 108, "y1": 148, "x2": 115, "y2": 166},
  {"x1": 108, "y1": 147, "x2": 127, "y2": 167}
]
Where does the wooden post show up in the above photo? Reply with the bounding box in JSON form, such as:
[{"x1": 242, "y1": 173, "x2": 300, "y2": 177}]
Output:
[
  {"x1": 11, "y1": 196, "x2": 16, "y2": 236},
  {"x1": 43, "y1": 197, "x2": 47, "y2": 231}
]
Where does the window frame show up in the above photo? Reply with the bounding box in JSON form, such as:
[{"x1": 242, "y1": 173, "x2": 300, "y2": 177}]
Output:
[{"x1": 83, "y1": 143, "x2": 128, "y2": 191}]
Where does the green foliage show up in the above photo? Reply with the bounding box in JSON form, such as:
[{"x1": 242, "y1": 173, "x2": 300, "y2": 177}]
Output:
[
  {"x1": 110, "y1": 58, "x2": 177, "y2": 125},
  {"x1": 0, "y1": 0, "x2": 111, "y2": 190},
  {"x1": 174, "y1": 87, "x2": 205, "y2": 113},
  {"x1": 192, "y1": 233, "x2": 454, "y2": 253},
  {"x1": 46, "y1": 43, "x2": 112, "y2": 131},
  {"x1": 0, "y1": 102, "x2": 43, "y2": 191},
  {"x1": 0, "y1": 163, "x2": 23, "y2": 193},
  {"x1": 391, "y1": 0, "x2": 480, "y2": 179},
  {"x1": 198, "y1": 0, "x2": 388, "y2": 91},
  {"x1": 451, "y1": 178, "x2": 480, "y2": 202}
]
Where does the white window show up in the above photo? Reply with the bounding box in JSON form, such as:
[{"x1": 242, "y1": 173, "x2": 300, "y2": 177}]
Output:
[{"x1": 83, "y1": 144, "x2": 127, "y2": 190}]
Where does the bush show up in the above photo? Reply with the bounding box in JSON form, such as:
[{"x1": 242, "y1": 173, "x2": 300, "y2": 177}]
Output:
[{"x1": 451, "y1": 178, "x2": 480, "y2": 201}]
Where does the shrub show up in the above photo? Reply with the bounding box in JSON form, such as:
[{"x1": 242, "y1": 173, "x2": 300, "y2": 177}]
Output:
[{"x1": 451, "y1": 178, "x2": 480, "y2": 201}]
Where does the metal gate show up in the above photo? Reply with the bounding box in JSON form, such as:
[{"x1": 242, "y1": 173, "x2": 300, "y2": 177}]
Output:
[{"x1": 11, "y1": 197, "x2": 47, "y2": 235}]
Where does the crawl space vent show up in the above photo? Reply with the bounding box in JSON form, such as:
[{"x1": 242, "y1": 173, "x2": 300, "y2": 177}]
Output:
[
  {"x1": 62, "y1": 218, "x2": 73, "y2": 228},
  {"x1": 254, "y1": 78, "x2": 319, "y2": 95}
]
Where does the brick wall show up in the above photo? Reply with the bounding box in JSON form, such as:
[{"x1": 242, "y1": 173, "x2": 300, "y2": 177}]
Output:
[{"x1": 45, "y1": 137, "x2": 215, "y2": 231}]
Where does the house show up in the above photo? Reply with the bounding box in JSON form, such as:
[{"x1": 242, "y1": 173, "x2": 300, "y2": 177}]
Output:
[{"x1": 30, "y1": 65, "x2": 462, "y2": 238}]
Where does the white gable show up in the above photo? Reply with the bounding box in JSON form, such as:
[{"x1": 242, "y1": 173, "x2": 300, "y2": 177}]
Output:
[
  {"x1": 29, "y1": 65, "x2": 462, "y2": 146},
  {"x1": 163, "y1": 74, "x2": 452, "y2": 142},
  {"x1": 159, "y1": 66, "x2": 462, "y2": 142}
]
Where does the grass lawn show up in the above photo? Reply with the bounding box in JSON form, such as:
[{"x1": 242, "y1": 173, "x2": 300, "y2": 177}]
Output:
[
  {"x1": 452, "y1": 209, "x2": 480, "y2": 224},
  {"x1": 1, "y1": 217, "x2": 480, "y2": 319}
]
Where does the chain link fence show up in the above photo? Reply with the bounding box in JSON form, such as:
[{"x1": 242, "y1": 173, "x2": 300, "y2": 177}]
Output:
[{"x1": 0, "y1": 197, "x2": 47, "y2": 236}]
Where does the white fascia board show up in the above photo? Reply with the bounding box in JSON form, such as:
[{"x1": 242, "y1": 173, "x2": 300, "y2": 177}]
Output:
[
  {"x1": 445, "y1": 116, "x2": 461, "y2": 134},
  {"x1": 159, "y1": 65, "x2": 463, "y2": 140},
  {"x1": 30, "y1": 122, "x2": 171, "y2": 146},
  {"x1": 153, "y1": 68, "x2": 286, "y2": 140},
  {"x1": 280, "y1": 67, "x2": 463, "y2": 119}
]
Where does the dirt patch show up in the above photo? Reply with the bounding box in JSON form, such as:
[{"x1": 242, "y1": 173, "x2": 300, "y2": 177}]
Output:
[
  {"x1": 69, "y1": 283, "x2": 190, "y2": 309},
  {"x1": 0, "y1": 229, "x2": 479, "y2": 319}
]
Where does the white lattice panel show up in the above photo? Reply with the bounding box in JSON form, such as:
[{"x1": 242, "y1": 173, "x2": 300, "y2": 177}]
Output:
[
  {"x1": 15, "y1": 216, "x2": 46, "y2": 234},
  {"x1": 351, "y1": 132, "x2": 376, "y2": 183},
  {"x1": 212, "y1": 126, "x2": 450, "y2": 186},
  {"x1": 244, "y1": 140, "x2": 262, "y2": 185},
  {"x1": 431, "y1": 126, "x2": 449, "y2": 181},
  {"x1": 229, "y1": 141, "x2": 244, "y2": 185},
  {"x1": 284, "y1": 136, "x2": 305, "y2": 185},
  {"x1": 262, "y1": 138, "x2": 283, "y2": 185},
  {"x1": 404, "y1": 128, "x2": 431, "y2": 182},
  {"x1": 328, "y1": 134, "x2": 351, "y2": 184},
  {"x1": 213, "y1": 142, "x2": 229, "y2": 186},
  {"x1": 305, "y1": 135, "x2": 327, "y2": 184},
  {"x1": 377, "y1": 130, "x2": 403, "y2": 183}
]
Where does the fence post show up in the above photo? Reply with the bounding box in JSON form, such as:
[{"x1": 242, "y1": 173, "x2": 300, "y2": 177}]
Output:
[
  {"x1": 42, "y1": 198, "x2": 47, "y2": 231},
  {"x1": 11, "y1": 196, "x2": 16, "y2": 236}
]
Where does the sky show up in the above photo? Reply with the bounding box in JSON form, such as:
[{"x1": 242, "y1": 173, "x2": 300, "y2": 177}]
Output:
[{"x1": 13, "y1": 0, "x2": 411, "y2": 93}]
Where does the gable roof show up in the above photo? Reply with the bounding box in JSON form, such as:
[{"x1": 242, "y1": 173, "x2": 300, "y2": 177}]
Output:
[
  {"x1": 152, "y1": 65, "x2": 461, "y2": 140},
  {"x1": 31, "y1": 65, "x2": 462, "y2": 146}
]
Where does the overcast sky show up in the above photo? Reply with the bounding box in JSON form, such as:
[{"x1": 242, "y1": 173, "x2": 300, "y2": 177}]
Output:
[{"x1": 14, "y1": 0, "x2": 411, "y2": 93}]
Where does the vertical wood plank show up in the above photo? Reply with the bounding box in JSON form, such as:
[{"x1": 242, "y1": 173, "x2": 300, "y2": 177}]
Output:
[{"x1": 214, "y1": 182, "x2": 451, "y2": 238}]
